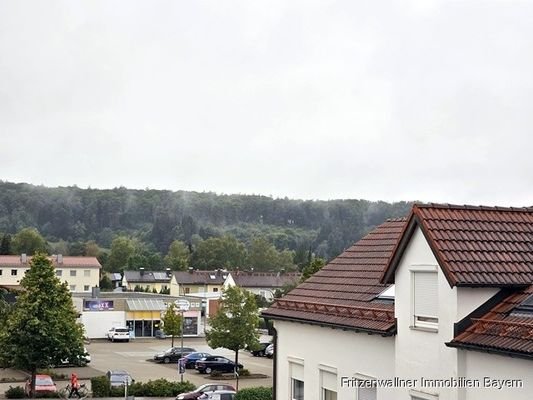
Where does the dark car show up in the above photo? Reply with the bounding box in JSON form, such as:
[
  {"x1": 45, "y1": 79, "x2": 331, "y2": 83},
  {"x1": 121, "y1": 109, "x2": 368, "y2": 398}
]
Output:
[
  {"x1": 249, "y1": 342, "x2": 271, "y2": 357},
  {"x1": 176, "y1": 384, "x2": 236, "y2": 400},
  {"x1": 195, "y1": 356, "x2": 243, "y2": 374},
  {"x1": 154, "y1": 347, "x2": 196, "y2": 363},
  {"x1": 182, "y1": 352, "x2": 211, "y2": 369}
]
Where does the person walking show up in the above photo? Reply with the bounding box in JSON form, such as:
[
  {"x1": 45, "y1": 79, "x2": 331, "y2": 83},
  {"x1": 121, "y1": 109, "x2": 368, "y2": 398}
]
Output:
[{"x1": 69, "y1": 373, "x2": 81, "y2": 399}]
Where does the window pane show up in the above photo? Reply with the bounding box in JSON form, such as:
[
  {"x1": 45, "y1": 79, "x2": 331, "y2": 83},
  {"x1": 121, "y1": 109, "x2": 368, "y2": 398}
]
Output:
[
  {"x1": 292, "y1": 379, "x2": 304, "y2": 400},
  {"x1": 357, "y1": 386, "x2": 376, "y2": 400},
  {"x1": 323, "y1": 389, "x2": 337, "y2": 400},
  {"x1": 70, "y1": 270, "x2": 77, "y2": 277},
  {"x1": 414, "y1": 271, "x2": 438, "y2": 319}
]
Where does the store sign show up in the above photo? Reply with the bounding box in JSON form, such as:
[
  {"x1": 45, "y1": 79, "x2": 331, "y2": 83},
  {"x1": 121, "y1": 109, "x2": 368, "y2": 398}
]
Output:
[{"x1": 84, "y1": 300, "x2": 114, "y2": 311}]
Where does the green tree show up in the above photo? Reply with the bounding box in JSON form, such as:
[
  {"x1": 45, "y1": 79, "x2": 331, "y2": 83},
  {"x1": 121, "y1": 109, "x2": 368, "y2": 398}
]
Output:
[
  {"x1": 206, "y1": 286, "x2": 260, "y2": 389},
  {"x1": 192, "y1": 236, "x2": 247, "y2": 270},
  {"x1": 99, "y1": 274, "x2": 113, "y2": 291},
  {"x1": 0, "y1": 254, "x2": 85, "y2": 397},
  {"x1": 85, "y1": 240, "x2": 100, "y2": 257},
  {"x1": 11, "y1": 228, "x2": 47, "y2": 255},
  {"x1": 164, "y1": 240, "x2": 190, "y2": 270},
  {"x1": 0, "y1": 234, "x2": 12, "y2": 255},
  {"x1": 108, "y1": 236, "x2": 135, "y2": 271},
  {"x1": 161, "y1": 303, "x2": 182, "y2": 347},
  {"x1": 247, "y1": 237, "x2": 296, "y2": 272},
  {"x1": 301, "y1": 257, "x2": 326, "y2": 282}
]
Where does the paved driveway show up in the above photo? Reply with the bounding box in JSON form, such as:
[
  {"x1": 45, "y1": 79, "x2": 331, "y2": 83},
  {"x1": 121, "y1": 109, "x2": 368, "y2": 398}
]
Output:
[{"x1": 85, "y1": 337, "x2": 273, "y2": 390}]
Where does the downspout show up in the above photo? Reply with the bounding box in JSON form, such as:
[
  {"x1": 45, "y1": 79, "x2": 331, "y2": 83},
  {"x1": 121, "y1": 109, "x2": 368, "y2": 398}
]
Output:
[{"x1": 272, "y1": 324, "x2": 277, "y2": 400}]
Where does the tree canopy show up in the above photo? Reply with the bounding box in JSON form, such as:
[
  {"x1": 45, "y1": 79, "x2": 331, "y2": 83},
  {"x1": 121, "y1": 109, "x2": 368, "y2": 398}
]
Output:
[
  {"x1": 206, "y1": 285, "x2": 260, "y2": 386},
  {"x1": 161, "y1": 303, "x2": 182, "y2": 347},
  {"x1": 11, "y1": 228, "x2": 47, "y2": 255},
  {"x1": 0, "y1": 253, "x2": 85, "y2": 397}
]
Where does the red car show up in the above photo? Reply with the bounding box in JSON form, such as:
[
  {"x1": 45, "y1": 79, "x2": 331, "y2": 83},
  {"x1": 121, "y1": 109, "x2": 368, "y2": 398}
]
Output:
[{"x1": 25, "y1": 374, "x2": 57, "y2": 397}]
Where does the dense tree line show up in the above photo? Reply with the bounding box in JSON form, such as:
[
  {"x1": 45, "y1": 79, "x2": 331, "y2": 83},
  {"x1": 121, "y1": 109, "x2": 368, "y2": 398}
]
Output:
[{"x1": 0, "y1": 181, "x2": 411, "y2": 271}]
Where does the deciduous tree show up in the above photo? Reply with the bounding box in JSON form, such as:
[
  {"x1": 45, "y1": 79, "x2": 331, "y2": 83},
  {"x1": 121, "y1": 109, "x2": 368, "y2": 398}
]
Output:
[
  {"x1": 0, "y1": 254, "x2": 85, "y2": 397},
  {"x1": 206, "y1": 286, "x2": 260, "y2": 388},
  {"x1": 11, "y1": 228, "x2": 47, "y2": 255},
  {"x1": 161, "y1": 303, "x2": 182, "y2": 347},
  {"x1": 164, "y1": 240, "x2": 190, "y2": 270}
]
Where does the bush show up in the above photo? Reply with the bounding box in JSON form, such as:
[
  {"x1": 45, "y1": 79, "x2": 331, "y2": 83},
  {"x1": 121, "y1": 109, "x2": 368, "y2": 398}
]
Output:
[
  {"x1": 91, "y1": 376, "x2": 110, "y2": 397},
  {"x1": 5, "y1": 386, "x2": 25, "y2": 399},
  {"x1": 91, "y1": 376, "x2": 195, "y2": 397},
  {"x1": 239, "y1": 368, "x2": 251, "y2": 376},
  {"x1": 210, "y1": 370, "x2": 222, "y2": 377},
  {"x1": 235, "y1": 387, "x2": 272, "y2": 400}
]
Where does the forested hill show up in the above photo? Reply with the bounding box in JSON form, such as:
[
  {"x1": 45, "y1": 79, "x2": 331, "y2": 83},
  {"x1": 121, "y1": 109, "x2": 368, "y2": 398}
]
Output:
[{"x1": 0, "y1": 181, "x2": 411, "y2": 268}]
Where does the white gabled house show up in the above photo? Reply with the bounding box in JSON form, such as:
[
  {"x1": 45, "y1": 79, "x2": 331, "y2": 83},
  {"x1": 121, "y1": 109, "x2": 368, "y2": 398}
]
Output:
[{"x1": 263, "y1": 204, "x2": 533, "y2": 400}]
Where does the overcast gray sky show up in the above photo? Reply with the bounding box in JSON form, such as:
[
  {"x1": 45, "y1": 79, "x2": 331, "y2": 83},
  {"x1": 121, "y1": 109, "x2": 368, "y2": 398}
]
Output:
[{"x1": 1, "y1": 1, "x2": 532, "y2": 205}]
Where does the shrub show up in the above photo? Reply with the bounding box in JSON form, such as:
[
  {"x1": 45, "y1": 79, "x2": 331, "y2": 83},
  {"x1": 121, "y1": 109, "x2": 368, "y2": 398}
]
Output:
[
  {"x1": 91, "y1": 376, "x2": 110, "y2": 397},
  {"x1": 235, "y1": 387, "x2": 272, "y2": 400},
  {"x1": 239, "y1": 368, "x2": 251, "y2": 377},
  {"x1": 91, "y1": 376, "x2": 195, "y2": 397},
  {"x1": 5, "y1": 386, "x2": 25, "y2": 399},
  {"x1": 210, "y1": 370, "x2": 222, "y2": 377}
]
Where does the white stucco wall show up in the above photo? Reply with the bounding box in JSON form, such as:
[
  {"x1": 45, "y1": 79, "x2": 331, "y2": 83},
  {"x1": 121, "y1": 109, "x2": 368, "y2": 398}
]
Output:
[
  {"x1": 464, "y1": 351, "x2": 533, "y2": 400},
  {"x1": 81, "y1": 311, "x2": 126, "y2": 338},
  {"x1": 393, "y1": 227, "x2": 531, "y2": 400},
  {"x1": 275, "y1": 319, "x2": 395, "y2": 400}
]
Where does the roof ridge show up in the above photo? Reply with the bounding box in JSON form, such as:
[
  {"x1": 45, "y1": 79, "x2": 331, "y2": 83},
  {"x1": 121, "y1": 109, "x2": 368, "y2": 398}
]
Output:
[{"x1": 413, "y1": 202, "x2": 533, "y2": 212}]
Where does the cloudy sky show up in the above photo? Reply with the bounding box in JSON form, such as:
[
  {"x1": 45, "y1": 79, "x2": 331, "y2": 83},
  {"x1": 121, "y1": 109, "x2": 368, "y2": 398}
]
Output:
[{"x1": 1, "y1": 1, "x2": 532, "y2": 205}]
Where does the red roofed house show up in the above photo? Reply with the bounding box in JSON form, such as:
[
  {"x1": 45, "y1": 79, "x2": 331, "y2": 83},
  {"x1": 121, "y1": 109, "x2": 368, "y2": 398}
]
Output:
[
  {"x1": 263, "y1": 204, "x2": 533, "y2": 400},
  {"x1": 0, "y1": 254, "x2": 102, "y2": 293}
]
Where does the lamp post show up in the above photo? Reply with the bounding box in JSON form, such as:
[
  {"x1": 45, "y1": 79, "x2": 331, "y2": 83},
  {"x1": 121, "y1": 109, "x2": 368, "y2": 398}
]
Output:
[{"x1": 175, "y1": 299, "x2": 190, "y2": 384}]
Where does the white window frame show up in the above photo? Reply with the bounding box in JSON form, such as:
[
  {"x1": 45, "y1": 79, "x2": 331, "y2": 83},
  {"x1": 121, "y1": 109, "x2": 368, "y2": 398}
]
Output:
[
  {"x1": 410, "y1": 266, "x2": 439, "y2": 331},
  {"x1": 292, "y1": 378, "x2": 304, "y2": 400},
  {"x1": 409, "y1": 389, "x2": 439, "y2": 400},
  {"x1": 69, "y1": 285, "x2": 76, "y2": 291},
  {"x1": 353, "y1": 373, "x2": 377, "y2": 400},
  {"x1": 84, "y1": 285, "x2": 90, "y2": 291},
  {"x1": 56, "y1": 269, "x2": 63, "y2": 277},
  {"x1": 70, "y1": 270, "x2": 77, "y2": 277},
  {"x1": 84, "y1": 269, "x2": 91, "y2": 277}
]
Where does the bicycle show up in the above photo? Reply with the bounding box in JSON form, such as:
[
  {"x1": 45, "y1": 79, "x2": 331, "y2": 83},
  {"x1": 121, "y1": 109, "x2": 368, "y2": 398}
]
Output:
[{"x1": 58, "y1": 383, "x2": 91, "y2": 400}]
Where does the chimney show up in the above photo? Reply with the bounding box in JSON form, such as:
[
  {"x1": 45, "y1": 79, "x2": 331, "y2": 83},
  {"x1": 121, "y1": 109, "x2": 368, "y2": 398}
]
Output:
[
  {"x1": 92, "y1": 287, "x2": 100, "y2": 298},
  {"x1": 20, "y1": 254, "x2": 27, "y2": 264},
  {"x1": 57, "y1": 254, "x2": 63, "y2": 264},
  {"x1": 188, "y1": 267, "x2": 194, "y2": 274},
  {"x1": 166, "y1": 268, "x2": 172, "y2": 278},
  {"x1": 139, "y1": 267, "x2": 145, "y2": 276}
]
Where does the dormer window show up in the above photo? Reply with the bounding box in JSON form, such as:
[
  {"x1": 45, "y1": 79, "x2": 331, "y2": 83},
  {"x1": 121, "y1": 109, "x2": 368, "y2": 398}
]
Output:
[
  {"x1": 209, "y1": 274, "x2": 216, "y2": 280},
  {"x1": 412, "y1": 270, "x2": 438, "y2": 330}
]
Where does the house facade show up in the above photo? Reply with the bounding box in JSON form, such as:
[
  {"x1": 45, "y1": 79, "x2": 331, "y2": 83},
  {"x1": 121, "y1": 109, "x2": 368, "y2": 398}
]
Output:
[
  {"x1": 263, "y1": 204, "x2": 533, "y2": 400},
  {"x1": 122, "y1": 269, "x2": 173, "y2": 293},
  {"x1": 0, "y1": 254, "x2": 101, "y2": 293},
  {"x1": 233, "y1": 271, "x2": 301, "y2": 301}
]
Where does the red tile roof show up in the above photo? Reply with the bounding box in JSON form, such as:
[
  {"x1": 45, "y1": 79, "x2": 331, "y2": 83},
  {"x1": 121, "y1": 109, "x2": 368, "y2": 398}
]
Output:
[
  {"x1": 448, "y1": 285, "x2": 533, "y2": 358},
  {"x1": 0, "y1": 255, "x2": 102, "y2": 268},
  {"x1": 262, "y1": 219, "x2": 406, "y2": 334},
  {"x1": 382, "y1": 204, "x2": 533, "y2": 287}
]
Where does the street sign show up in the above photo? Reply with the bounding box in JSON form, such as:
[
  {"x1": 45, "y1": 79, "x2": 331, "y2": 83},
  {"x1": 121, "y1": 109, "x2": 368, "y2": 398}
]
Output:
[{"x1": 174, "y1": 299, "x2": 190, "y2": 311}]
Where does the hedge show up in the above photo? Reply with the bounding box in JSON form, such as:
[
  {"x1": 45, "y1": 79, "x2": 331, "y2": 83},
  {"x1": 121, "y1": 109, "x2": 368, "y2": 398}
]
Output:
[
  {"x1": 5, "y1": 386, "x2": 25, "y2": 399},
  {"x1": 90, "y1": 376, "x2": 195, "y2": 397},
  {"x1": 235, "y1": 387, "x2": 273, "y2": 400}
]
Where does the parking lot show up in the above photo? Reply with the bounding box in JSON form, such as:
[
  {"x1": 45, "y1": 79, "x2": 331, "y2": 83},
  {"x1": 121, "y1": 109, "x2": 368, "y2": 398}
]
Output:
[{"x1": 83, "y1": 337, "x2": 272, "y2": 390}]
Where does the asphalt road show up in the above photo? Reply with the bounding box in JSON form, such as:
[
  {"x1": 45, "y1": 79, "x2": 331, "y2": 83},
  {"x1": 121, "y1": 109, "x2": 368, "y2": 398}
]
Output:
[
  {"x1": 85, "y1": 337, "x2": 272, "y2": 390},
  {"x1": 0, "y1": 337, "x2": 273, "y2": 397}
]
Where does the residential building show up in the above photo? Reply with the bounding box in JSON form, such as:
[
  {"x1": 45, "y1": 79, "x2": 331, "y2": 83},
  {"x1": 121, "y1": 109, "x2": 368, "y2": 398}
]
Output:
[
  {"x1": 263, "y1": 204, "x2": 533, "y2": 400},
  {"x1": 0, "y1": 254, "x2": 101, "y2": 293},
  {"x1": 170, "y1": 269, "x2": 232, "y2": 297},
  {"x1": 233, "y1": 271, "x2": 301, "y2": 301},
  {"x1": 122, "y1": 268, "x2": 173, "y2": 293}
]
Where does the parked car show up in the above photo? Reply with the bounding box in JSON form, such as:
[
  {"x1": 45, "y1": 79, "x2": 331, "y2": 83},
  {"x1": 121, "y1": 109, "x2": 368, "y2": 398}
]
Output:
[
  {"x1": 176, "y1": 384, "x2": 236, "y2": 400},
  {"x1": 106, "y1": 370, "x2": 134, "y2": 387},
  {"x1": 25, "y1": 374, "x2": 57, "y2": 397},
  {"x1": 58, "y1": 347, "x2": 91, "y2": 367},
  {"x1": 265, "y1": 343, "x2": 274, "y2": 359},
  {"x1": 153, "y1": 347, "x2": 196, "y2": 363},
  {"x1": 107, "y1": 327, "x2": 130, "y2": 342},
  {"x1": 248, "y1": 342, "x2": 271, "y2": 357},
  {"x1": 198, "y1": 390, "x2": 236, "y2": 400},
  {"x1": 182, "y1": 352, "x2": 211, "y2": 369},
  {"x1": 195, "y1": 356, "x2": 243, "y2": 374}
]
